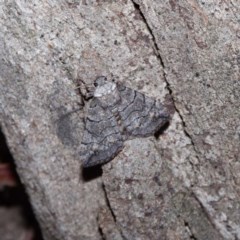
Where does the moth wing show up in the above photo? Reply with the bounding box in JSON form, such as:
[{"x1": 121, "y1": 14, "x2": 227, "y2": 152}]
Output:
[
  {"x1": 80, "y1": 98, "x2": 124, "y2": 168},
  {"x1": 116, "y1": 83, "x2": 170, "y2": 138}
]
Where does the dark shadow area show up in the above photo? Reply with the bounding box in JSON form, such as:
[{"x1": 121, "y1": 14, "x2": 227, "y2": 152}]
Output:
[
  {"x1": 81, "y1": 165, "x2": 103, "y2": 182},
  {"x1": 0, "y1": 128, "x2": 44, "y2": 240},
  {"x1": 154, "y1": 121, "x2": 170, "y2": 139}
]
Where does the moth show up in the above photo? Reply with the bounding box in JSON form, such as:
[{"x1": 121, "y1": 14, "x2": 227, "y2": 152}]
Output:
[{"x1": 80, "y1": 76, "x2": 171, "y2": 167}]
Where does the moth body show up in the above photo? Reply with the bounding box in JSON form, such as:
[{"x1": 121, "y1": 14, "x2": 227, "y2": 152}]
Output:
[{"x1": 80, "y1": 76, "x2": 172, "y2": 167}]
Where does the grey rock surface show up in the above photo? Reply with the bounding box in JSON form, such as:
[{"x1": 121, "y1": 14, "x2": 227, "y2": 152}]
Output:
[{"x1": 0, "y1": 1, "x2": 239, "y2": 240}]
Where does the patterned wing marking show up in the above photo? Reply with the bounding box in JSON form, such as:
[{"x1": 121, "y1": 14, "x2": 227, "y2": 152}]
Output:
[
  {"x1": 117, "y1": 84, "x2": 170, "y2": 138},
  {"x1": 80, "y1": 98, "x2": 124, "y2": 167}
]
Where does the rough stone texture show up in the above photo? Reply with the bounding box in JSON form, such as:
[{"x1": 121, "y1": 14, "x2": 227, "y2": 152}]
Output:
[{"x1": 0, "y1": 0, "x2": 239, "y2": 240}]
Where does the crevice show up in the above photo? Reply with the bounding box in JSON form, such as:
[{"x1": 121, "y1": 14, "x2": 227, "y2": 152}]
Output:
[
  {"x1": 102, "y1": 182, "x2": 117, "y2": 223},
  {"x1": 191, "y1": 191, "x2": 223, "y2": 237},
  {"x1": 184, "y1": 221, "x2": 198, "y2": 240},
  {"x1": 101, "y1": 182, "x2": 127, "y2": 240},
  {"x1": 131, "y1": 1, "x2": 166, "y2": 68},
  {"x1": 132, "y1": 1, "x2": 200, "y2": 158},
  {"x1": 97, "y1": 220, "x2": 106, "y2": 240},
  {"x1": 131, "y1": 3, "x2": 222, "y2": 237},
  {"x1": 191, "y1": 190, "x2": 234, "y2": 239}
]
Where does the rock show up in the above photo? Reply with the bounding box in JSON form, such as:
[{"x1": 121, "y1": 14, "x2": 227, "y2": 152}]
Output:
[{"x1": 0, "y1": 1, "x2": 239, "y2": 239}]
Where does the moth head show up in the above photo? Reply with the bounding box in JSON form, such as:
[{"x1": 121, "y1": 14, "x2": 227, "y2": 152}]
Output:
[{"x1": 94, "y1": 76, "x2": 117, "y2": 98}]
